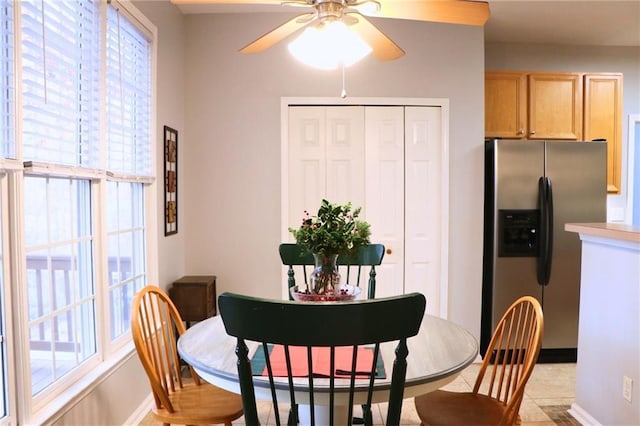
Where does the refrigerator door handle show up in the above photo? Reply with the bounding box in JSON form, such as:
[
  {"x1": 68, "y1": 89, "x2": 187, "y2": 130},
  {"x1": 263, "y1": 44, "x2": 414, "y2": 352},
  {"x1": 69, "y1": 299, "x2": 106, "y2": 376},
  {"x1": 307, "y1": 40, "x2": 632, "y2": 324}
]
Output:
[
  {"x1": 536, "y1": 177, "x2": 548, "y2": 285},
  {"x1": 544, "y1": 177, "x2": 554, "y2": 285}
]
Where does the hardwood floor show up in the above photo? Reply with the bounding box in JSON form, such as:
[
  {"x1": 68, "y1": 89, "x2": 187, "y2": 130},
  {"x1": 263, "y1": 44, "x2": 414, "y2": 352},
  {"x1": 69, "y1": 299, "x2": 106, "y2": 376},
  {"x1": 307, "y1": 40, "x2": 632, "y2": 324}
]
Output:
[{"x1": 137, "y1": 363, "x2": 578, "y2": 425}]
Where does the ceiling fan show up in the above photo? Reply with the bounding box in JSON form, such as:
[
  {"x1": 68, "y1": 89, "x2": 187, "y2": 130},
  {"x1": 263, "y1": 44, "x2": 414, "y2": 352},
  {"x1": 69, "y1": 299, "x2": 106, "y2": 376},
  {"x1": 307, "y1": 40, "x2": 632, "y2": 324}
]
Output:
[{"x1": 171, "y1": 0, "x2": 490, "y2": 62}]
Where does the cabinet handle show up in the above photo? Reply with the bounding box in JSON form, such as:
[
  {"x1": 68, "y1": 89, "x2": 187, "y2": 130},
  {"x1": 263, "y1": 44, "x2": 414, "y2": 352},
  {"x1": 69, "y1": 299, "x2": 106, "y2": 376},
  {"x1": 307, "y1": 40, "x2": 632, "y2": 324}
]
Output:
[
  {"x1": 517, "y1": 129, "x2": 525, "y2": 135},
  {"x1": 530, "y1": 130, "x2": 536, "y2": 135},
  {"x1": 386, "y1": 248, "x2": 392, "y2": 255}
]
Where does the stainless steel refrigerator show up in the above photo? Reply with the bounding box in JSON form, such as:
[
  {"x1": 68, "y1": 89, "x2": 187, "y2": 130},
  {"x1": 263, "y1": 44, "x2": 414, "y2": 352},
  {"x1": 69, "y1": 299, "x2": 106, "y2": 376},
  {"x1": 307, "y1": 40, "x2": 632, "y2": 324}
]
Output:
[{"x1": 481, "y1": 139, "x2": 607, "y2": 362}]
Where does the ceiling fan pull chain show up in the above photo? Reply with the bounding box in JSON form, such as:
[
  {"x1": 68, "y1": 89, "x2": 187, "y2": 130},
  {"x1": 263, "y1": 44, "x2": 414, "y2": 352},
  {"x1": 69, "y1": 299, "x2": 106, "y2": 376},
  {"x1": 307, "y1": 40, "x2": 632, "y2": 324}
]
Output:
[{"x1": 341, "y1": 63, "x2": 347, "y2": 98}]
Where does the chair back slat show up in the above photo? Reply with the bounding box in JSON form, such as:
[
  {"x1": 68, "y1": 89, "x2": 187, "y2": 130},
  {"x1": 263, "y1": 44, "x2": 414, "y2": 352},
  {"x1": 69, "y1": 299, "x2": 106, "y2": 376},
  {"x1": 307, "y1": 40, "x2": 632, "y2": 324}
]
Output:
[
  {"x1": 219, "y1": 292, "x2": 425, "y2": 426},
  {"x1": 279, "y1": 243, "x2": 385, "y2": 299},
  {"x1": 473, "y1": 295, "x2": 544, "y2": 425},
  {"x1": 262, "y1": 342, "x2": 283, "y2": 425},
  {"x1": 131, "y1": 286, "x2": 202, "y2": 412}
]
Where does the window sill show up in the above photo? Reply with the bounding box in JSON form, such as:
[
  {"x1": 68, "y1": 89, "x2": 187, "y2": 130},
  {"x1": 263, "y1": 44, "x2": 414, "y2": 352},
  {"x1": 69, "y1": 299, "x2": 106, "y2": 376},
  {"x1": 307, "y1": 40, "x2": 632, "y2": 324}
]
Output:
[{"x1": 26, "y1": 342, "x2": 137, "y2": 425}]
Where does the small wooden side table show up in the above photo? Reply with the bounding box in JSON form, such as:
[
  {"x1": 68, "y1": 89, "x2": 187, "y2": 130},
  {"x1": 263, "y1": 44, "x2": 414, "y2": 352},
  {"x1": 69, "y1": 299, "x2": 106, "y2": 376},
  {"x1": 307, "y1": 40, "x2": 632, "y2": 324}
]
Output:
[{"x1": 169, "y1": 275, "x2": 217, "y2": 327}]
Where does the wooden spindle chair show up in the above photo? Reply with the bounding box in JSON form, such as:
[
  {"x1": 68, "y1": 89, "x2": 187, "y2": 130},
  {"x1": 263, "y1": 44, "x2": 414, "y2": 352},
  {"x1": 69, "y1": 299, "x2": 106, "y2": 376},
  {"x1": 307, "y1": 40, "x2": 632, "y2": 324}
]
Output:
[
  {"x1": 131, "y1": 285, "x2": 243, "y2": 426},
  {"x1": 279, "y1": 243, "x2": 385, "y2": 300},
  {"x1": 414, "y1": 295, "x2": 544, "y2": 425}
]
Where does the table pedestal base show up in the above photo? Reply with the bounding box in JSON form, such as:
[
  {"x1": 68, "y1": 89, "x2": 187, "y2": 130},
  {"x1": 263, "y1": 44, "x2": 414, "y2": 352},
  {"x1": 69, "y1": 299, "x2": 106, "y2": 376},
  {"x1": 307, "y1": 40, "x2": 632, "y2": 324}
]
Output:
[{"x1": 298, "y1": 404, "x2": 349, "y2": 426}]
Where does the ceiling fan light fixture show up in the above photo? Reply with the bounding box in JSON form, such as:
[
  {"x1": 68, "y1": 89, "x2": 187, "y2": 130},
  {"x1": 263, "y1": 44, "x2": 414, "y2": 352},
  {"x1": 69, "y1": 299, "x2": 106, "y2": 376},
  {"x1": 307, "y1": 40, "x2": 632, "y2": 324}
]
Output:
[{"x1": 288, "y1": 20, "x2": 372, "y2": 70}]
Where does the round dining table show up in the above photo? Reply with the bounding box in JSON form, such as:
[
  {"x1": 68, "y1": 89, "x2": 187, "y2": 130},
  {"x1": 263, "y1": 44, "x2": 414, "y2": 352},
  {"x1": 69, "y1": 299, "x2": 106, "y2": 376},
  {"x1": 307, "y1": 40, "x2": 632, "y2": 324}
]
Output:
[{"x1": 177, "y1": 311, "x2": 478, "y2": 420}]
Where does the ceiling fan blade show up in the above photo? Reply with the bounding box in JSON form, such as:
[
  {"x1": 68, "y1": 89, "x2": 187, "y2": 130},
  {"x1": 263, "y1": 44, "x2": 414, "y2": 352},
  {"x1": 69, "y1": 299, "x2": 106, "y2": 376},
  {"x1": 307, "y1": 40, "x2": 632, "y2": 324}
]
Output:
[
  {"x1": 239, "y1": 13, "x2": 316, "y2": 54},
  {"x1": 366, "y1": 0, "x2": 490, "y2": 27},
  {"x1": 349, "y1": 13, "x2": 404, "y2": 61}
]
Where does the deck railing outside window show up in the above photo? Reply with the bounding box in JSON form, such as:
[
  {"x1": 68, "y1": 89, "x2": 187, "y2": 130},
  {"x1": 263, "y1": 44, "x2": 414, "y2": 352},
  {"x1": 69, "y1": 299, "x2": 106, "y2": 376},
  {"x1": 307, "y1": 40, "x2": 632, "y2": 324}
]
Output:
[{"x1": 26, "y1": 255, "x2": 132, "y2": 352}]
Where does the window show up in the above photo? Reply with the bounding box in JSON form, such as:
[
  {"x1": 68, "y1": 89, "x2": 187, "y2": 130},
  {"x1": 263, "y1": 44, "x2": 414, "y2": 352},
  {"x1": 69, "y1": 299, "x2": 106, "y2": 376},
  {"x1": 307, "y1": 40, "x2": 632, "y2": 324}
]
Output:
[
  {"x1": 0, "y1": 0, "x2": 12, "y2": 420},
  {"x1": 24, "y1": 176, "x2": 95, "y2": 396},
  {"x1": 0, "y1": 185, "x2": 6, "y2": 419},
  {"x1": 106, "y1": 4, "x2": 152, "y2": 175},
  {"x1": 0, "y1": 0, "x2": 13, "y2": 159},
  {"x1": 104, "y1": 3, "x2": 151, "y2": 342},
  {"x1": 20, "y1": 0, "x2": 100, "y2": 167},
  {"x1": 2, "y1": 0, "x2": 156, "y2": 421},
  {"x1": 106, "y1": 181, "x2": 145, "y2": 340},
  {"x1": 20, "y1": 0, "x2": 101, "y2": 400}
]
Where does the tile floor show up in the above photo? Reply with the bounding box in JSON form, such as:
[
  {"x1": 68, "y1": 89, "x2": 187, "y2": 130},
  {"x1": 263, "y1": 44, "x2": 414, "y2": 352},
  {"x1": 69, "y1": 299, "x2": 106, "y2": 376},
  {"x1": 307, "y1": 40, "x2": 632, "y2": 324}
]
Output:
[{"x1": 138, "y1": 362, "x2": 578, "y2": 425}]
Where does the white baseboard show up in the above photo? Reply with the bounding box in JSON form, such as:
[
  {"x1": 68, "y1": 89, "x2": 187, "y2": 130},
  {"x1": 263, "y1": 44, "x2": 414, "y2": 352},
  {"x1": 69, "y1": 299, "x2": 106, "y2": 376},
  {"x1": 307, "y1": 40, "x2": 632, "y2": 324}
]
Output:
[
  {"x1": 569, "y1": 403, "x2": 602, "y2": 426},
  {"x1": 123, "y1": 392, "x2": 154, "y2": 425}
]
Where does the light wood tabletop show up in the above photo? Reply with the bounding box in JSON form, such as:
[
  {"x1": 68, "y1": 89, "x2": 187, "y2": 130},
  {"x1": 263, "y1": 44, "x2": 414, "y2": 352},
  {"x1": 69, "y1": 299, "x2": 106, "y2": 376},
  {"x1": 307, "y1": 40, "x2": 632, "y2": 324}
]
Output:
[{"x1": 178, "y1": 312, "x2": 478, "y2": 405}]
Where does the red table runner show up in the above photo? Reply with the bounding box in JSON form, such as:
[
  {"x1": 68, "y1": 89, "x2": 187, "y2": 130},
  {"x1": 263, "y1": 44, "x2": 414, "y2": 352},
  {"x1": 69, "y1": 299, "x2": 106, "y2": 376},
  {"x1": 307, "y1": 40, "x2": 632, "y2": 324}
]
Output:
[{"x1": 253, "y1": 345, "x2": 384, "y2": 378}]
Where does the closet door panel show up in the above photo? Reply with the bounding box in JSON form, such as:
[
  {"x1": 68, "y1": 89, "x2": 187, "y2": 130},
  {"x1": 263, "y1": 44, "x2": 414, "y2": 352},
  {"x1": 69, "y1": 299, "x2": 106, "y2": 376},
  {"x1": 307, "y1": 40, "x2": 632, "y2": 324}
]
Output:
[
  {"x1": 326, "y1": 107, "x2": 365, "y2": 207},
  {"x1": 365, "y1": 106, "x2": 405, "y2": 298},
  {"x1": 287, "y1": 103, "x2": 446, "y2": 316},
  {"x1": 288, "y1": 107, "x2": 326, "y2": 227},
  {"x1": 405, "y1": 106, "x2": 443, "y2": 316}
]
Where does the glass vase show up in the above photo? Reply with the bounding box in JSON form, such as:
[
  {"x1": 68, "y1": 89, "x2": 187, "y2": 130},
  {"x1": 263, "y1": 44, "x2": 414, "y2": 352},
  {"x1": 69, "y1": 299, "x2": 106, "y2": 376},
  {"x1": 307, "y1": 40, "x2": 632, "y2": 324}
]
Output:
[{"x1": 310, "y1": 253, "x2": 341, "y2": 295}]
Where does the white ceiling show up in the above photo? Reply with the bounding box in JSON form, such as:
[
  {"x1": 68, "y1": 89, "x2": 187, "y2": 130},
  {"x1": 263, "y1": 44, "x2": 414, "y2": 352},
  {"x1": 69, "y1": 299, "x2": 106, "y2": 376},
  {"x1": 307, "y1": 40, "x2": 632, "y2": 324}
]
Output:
[
  {"x1": 173, "y1": 0, "x2": 640, "y2": 47},
  {"x1": 485, "y1": 1, "x2": 640, "y2": 47}
]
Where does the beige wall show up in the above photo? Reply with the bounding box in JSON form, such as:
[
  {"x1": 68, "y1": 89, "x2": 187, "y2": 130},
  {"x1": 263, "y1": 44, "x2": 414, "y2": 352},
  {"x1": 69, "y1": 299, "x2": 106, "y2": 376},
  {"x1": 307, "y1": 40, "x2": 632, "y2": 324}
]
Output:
[
  {"x1": 180, "y1": 13, "x2": 486, "y2": 330},
  {"x1": 136, "y1": 0, "x2": 188, "y2": 292}
]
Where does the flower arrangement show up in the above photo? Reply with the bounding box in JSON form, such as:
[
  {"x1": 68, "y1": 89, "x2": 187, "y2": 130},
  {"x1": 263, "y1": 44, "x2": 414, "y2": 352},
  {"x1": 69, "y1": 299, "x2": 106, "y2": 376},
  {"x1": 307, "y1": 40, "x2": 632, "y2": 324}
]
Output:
[
  {"x1": 289, "y1": 199, "x2": 372, "y2": 296},
  {"x1": 289, "y1": 199, "x2": 371, "y2": 257}
]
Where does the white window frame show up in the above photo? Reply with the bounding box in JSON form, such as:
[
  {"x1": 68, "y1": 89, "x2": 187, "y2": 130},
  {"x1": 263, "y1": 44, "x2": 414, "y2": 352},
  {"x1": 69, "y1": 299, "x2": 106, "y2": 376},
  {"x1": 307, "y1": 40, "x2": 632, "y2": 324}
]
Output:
[{"x1": 0, "y1": 169, "x2": 18, "y2": 426}]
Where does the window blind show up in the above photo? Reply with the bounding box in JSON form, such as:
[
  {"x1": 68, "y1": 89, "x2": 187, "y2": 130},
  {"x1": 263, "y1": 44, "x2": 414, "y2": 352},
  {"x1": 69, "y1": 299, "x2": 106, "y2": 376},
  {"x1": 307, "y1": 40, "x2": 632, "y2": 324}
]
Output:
[
  {"x1": 106, "y1": 4, "x2": 151, "y2": 176},
  {"x1": 21, "y1": 0, "x2": 100, "y2": 167},
  {"x1": 0, "y1": 0, "x2": 13, "y2": 159}
]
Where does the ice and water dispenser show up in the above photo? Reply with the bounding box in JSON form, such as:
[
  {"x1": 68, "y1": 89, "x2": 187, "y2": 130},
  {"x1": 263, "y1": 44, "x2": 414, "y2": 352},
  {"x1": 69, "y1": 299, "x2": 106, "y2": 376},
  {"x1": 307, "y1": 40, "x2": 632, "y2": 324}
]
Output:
[{"x1": 497, "y1": 210, "x2": 539, "y2": 257}]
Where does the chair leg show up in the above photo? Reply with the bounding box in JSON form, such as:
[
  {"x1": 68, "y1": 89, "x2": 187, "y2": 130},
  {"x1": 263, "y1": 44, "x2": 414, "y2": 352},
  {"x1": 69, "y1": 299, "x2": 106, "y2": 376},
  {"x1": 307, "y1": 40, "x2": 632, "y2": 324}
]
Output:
[
  {"x1": 287, "y1": 403, "x2": 299, "y2": 425},
  {"x1": 352, "y1": 403, "x2": 372, "y2": 425},
  {"x1": 362, "y1": 403, "x2": 373, "y2": 426}
]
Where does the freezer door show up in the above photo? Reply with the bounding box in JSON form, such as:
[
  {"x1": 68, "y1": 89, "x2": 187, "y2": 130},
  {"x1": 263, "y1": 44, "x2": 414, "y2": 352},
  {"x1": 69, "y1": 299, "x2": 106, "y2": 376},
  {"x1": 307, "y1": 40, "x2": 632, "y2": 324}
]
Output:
[
  {"x1": 491, "y1": 140, "x2": 545, "y2": 331},
  {"x1": 543, "y1": 141, "x2": 607, "y2": 348}
]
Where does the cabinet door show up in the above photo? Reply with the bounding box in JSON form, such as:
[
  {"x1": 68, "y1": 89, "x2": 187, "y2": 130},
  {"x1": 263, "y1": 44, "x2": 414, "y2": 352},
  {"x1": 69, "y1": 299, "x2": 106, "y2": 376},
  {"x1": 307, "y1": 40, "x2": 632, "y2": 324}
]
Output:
[
  {"x1": 528, "y1": 73, "x2": 583, "y2": 140},
  {"x1": 485, "y1": 71, "x2": 527, "y2": 138},
  {"x1": 583, "y1": 73, "x2": 623, "y2": 194}
]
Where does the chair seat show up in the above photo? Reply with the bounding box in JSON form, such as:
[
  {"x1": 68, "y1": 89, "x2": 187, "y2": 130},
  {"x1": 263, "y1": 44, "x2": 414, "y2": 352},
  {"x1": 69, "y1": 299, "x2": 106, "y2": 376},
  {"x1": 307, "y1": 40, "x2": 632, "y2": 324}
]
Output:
[
  {"x1": 151, "y1": 381, "x2": 244, "y2": 425},
  {"x1": 414, "y1": 390, "x2": 510, "y2": 425}
]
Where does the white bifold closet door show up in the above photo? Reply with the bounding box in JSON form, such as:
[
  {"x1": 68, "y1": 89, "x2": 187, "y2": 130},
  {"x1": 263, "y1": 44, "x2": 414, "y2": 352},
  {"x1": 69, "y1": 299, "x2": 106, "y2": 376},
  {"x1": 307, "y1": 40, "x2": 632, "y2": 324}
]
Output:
[{"x1": 287, "y1": 105, "x2": 444, "y2": 317}]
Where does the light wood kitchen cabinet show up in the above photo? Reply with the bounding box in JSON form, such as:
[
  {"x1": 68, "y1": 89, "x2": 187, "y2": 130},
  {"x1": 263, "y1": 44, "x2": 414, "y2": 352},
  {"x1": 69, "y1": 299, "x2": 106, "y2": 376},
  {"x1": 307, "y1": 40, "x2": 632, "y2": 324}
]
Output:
[
  {"x1": 485, "y1": 72, "x2": 527, "y2": 138},
  {"x1": 486, "y1": 70, "x2": 623, "y2": 194},
  {"x1": 583, "y1": 73, "x2": 623, "y2": 193},
  {"x1": 528, "y1": 72, "x2": 582, "y2": 140},
  {"x1": 485, "y1": 71, "x2": 582, "y2": 140}
]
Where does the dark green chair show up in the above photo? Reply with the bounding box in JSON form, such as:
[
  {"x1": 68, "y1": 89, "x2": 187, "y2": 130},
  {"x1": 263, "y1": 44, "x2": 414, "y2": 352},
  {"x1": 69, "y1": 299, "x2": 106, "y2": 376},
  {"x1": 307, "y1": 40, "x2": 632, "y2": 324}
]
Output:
[
  {"x1": 279, "y1": 243, "x2": 385, "y2": 300},
  {"x1": 218, "y1": 292, "x2": 426, "y2": 426}
]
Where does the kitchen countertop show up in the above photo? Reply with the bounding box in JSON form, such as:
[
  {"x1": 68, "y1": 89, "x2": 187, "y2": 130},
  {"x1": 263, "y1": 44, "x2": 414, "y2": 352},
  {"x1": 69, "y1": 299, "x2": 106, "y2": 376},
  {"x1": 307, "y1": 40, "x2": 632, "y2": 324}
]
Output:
[{"x1": 565, "y1": 222, "x2": 640, "y2": 243}]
